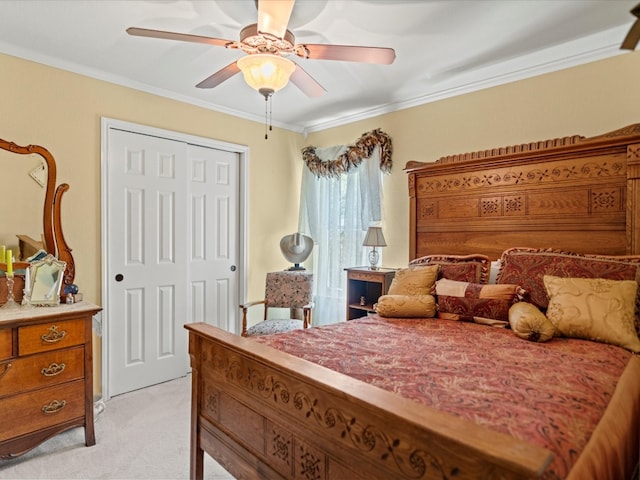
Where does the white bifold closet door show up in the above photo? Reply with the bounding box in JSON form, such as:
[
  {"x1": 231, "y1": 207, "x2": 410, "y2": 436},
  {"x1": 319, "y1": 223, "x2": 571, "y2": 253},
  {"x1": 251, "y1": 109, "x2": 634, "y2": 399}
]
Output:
[{"x1": 106, "y1": 128, "x2": 238, "y2": 397}]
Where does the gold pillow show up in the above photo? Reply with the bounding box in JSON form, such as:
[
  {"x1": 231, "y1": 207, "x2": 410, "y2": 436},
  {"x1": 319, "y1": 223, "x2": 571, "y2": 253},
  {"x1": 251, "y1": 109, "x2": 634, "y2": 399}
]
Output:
[
  {"x1": 388, "y1": 265, "x2": 439, "y2": 295},
  {"x1": 375, "y1": 295, "x2": 437, "y2": 318},
  {"x1": 543, "y1": 275, "x2": 640, "y2": 352},
  {"x1": 508, "y1": 302, "x2": 555, "y2": 342}
]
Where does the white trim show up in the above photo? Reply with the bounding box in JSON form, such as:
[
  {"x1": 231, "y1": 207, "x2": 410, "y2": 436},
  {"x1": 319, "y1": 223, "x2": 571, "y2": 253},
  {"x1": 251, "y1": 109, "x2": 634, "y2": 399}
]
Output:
[
  {"x1": 0, "y1": 39, "x2": 298, "y2": 133},
  {"x1": 2, "y1": 24, "x2": 628, "y2": 136},
  {"x1": 302, "y1": 25, "x2": 629, "y2": 134},
  {"x1": 99, "y1": 117, "x2": 248, "y2": 401}
]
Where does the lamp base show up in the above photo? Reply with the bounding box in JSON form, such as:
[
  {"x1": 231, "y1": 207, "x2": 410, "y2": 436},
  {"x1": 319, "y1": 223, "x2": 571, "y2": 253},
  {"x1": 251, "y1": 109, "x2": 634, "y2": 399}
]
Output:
[{"x1": 368, "y1": 249, "x2": 380, "y2": 270}]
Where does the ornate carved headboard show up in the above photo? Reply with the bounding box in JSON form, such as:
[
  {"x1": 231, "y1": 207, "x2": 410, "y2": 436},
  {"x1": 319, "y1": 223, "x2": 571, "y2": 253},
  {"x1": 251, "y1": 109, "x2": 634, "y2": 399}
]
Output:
[{"x1": 405, "y1": 124, "x2": 640, "y2": 260}]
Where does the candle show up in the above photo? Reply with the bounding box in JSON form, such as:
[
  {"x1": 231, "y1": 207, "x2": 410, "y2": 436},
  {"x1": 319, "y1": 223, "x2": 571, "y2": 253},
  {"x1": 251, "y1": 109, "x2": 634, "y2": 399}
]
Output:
[
  {"x1": 24, "y1": 265, "x2": 31, "y2": 293},
  {"x1": 6, "y1": 249, "x2": 12, "y2": 276},
  {"x1": 0, "y1": 245, "x2": 5, "y2": 263}
]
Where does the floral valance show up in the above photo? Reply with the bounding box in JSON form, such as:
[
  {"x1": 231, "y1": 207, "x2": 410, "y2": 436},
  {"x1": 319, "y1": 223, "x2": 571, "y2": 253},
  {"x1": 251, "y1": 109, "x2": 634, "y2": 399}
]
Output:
[{"x1": 302, "y1": 129, "x2": 392, "y2": 178}]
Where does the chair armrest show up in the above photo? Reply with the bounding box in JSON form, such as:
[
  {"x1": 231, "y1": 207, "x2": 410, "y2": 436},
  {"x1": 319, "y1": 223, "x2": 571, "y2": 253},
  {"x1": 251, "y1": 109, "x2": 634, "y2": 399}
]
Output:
[
  {"x1": 240, "y1": 299, "x2": 267, "y2": 337},
  {"x1": 240, "y1": 299, "x2": 266, "y2": 310}
]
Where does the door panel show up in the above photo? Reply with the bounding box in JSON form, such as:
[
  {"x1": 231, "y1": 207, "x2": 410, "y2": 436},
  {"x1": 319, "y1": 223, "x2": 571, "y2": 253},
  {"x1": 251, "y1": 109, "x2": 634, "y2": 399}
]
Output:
[
  {"x1": 108, "y1": 130, "x2": 188, "y2": 397},
  {"x1": 187, "y1": 144, "x2": 238, "y2": 332}
]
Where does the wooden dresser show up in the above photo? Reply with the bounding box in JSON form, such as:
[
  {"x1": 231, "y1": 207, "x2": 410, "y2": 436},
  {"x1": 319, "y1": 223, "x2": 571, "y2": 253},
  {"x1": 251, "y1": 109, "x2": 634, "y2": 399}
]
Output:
[{"x1": 0, "y1": 302, "x2": 101, "y2": 458}]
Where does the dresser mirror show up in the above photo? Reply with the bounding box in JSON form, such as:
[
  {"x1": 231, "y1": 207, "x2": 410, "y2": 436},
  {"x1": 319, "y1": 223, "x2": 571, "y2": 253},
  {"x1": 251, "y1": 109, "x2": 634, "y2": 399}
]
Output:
[
  {"x1": 28, "y1": 254, "x2": 66, "y2": 306},
  {"x1": 1, "y1": 148, "x2": 46, "y2": 251},
  {"x1": 0, "y1": 139, "x2": 75, "y2": 295}
]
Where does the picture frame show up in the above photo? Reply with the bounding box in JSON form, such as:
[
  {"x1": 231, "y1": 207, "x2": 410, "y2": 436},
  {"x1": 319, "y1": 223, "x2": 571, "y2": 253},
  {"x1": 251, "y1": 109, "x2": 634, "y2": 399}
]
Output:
[{"x1": 29, "y1": 254, "x2": 66, "y2": 306}]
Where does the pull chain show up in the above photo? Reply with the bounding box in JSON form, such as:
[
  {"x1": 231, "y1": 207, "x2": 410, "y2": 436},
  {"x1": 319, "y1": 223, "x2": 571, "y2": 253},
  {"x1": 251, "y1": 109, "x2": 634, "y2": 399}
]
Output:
[
  {"x1": 269, "y1": 94, "x2": 273, "y2": 134},
  {"x1": 264, "y1": 94, "x2": 268, "y2": 139},
  {"x1": 259, "y1": 88, "x2": 275, "y2": 140}
]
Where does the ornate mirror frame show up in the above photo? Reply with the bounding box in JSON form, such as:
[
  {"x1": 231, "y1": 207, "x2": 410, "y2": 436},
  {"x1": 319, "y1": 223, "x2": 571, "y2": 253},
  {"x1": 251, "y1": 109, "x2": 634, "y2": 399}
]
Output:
[{"x1": 0, "y1": 139, "x2": 75, "y2": 289}]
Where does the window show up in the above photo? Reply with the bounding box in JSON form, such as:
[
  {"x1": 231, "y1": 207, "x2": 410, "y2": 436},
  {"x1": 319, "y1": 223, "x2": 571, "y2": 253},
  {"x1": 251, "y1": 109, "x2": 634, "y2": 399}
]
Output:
[{"x1": 298, "y1": 145, "x2": 384, "y2": 325}]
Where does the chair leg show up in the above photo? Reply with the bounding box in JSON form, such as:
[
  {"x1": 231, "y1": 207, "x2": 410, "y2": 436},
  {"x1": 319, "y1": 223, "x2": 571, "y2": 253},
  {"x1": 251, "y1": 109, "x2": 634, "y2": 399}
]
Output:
[{"x1": 241, "y1": 307, "x2": 248, "y2": 337}]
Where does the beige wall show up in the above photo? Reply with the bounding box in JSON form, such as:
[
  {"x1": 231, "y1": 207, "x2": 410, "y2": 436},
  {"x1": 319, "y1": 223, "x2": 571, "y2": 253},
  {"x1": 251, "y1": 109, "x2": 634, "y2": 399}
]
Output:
[
  {"x1": 0, "y1": 52, "x2": 305, "y2": 306},
  {"x1": 1, "y1": 48, "x2": 639, "y2": 395},
  {"x1": 305, "y1": 49, "x2": 640, "y2": 267},
  {"x1": 3, "y1": 50, "x2": 638, "y2": 305},
  {"x1": 0, "y1": 53, "x2": 307, "y2": 397}
]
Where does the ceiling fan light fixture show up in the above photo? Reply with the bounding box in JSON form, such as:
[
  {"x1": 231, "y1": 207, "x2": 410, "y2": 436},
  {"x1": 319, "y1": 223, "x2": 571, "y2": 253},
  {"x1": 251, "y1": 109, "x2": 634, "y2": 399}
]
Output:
[{"x1": 237, "y1": 54, "x2": 295, "y2": 94}]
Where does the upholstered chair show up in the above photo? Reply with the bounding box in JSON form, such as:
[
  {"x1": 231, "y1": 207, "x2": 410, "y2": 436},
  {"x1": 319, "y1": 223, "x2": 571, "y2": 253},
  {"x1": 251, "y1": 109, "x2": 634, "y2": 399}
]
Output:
[{"x1": 240, "y1": 270, "x2": 314, "y2": 336}]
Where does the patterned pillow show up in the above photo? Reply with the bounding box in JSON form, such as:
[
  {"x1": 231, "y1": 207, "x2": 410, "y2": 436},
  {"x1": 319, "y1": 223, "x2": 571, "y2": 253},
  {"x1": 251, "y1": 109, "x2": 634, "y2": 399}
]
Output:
[
  {"x1": 496, "y1": 248, "x2": 640, "y2": 315},
  {"x1": 409, "y1": 254, "x2": 491, "y2": 284},
  {"x1": 544, "y1": 275, "x2": 640, "y2": 352},
  {"x1": 435, "y1": 278, "x2": 524, "y2": 325},
  {"x1": 388, "y1": 265, "x2": 439, "y2": 295},
  {"x1": 375, "y1": 294, "x2": 437, "y2": 318}
]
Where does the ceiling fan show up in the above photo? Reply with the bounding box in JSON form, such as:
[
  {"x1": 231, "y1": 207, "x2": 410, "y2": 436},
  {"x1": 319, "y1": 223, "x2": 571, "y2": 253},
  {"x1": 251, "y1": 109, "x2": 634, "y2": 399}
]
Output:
[
  {"x1": 127, "y1": 0, "x2": 396, "y2": 99},
  {"x1": 621, "y1": 3, "x2": 640, "y2": 50}
]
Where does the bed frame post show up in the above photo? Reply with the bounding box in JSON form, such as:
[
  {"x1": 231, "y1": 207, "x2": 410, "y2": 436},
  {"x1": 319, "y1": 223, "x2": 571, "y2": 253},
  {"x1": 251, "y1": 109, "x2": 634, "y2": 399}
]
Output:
[
  {"x1": 408, "y1": 171, "x2": 417, "y2": 260},
  {"x1": 627, "y1": 143, "x2": 640, "y2": 255},
  {"x1": 189, "y1": 335, "x2": 204, "y2": 480}
]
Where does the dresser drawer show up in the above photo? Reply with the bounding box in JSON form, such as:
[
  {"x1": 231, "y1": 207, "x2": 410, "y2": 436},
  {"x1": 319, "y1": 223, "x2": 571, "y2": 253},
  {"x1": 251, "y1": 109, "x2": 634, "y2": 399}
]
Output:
[
  {"x1": 0, "y1": 346, "x2": 84, "y2": 398},
  {"x1": 0, "y1": 329, "x2": 11, "y2": 361},
  {"x1": 0, "y1": 380, "x2": 85, "y2": 442},
  {"x1": 18, "y1": 319, "x2": 86, "y2": 355}
]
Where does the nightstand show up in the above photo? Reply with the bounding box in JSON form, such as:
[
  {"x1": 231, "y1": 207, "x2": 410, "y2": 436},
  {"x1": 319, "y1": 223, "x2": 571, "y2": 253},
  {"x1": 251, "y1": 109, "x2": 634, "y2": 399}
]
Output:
[{"x1": 345, "y1": 267, "x2": 396, "y2": 320}]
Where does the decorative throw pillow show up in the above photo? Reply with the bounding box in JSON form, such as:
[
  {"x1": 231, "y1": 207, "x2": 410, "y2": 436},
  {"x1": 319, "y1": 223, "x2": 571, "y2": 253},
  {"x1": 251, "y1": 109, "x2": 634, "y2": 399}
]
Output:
[
  {"x1": 435, "y1": 278, "x2": 524, "y2": 325},
  {"x1": 409, "y1": 254, "x2": 491, "y2": 284},
  {"x1": 496, "y1": 248, "x2": 640, "y2": 314},
  {"x1": 543, "y1": 275, "x2": 640, "y2": 352},
  {"x1": 508, "y1": 302, "x2": 555, "y2": 342},
  {"x1": 375, "y1": 294, "x2": 437, "y2": 318},
  {"x1": 388, "y1": 265, "x2": 439, "y2": 296}
]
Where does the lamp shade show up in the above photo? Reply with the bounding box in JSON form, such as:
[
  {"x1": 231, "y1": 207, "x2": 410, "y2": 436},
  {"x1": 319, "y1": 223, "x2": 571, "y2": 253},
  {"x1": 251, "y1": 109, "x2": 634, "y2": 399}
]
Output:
[
  {"x1": 237, "y1": 54, "x2": 296, "y2": 94},
  {"x1": 363, "y1": 227, "x2": 387, "y2": 247}
]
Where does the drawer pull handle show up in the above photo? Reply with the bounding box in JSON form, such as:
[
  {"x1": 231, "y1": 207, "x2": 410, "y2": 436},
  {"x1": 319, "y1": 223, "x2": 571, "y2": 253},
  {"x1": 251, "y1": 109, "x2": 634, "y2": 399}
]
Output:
[
  {"x1": 41, "y1": 362, "x2": 66, "y2": 377},
  {"x1": 42, "y1": 399, "x2": 67, "y2": 414},
  {"x1": 41, "y1": 325, "x2": 67, "y2": 344},
  {"x1": 0, "y1": 363, "x2": 12, "y2": 380}
]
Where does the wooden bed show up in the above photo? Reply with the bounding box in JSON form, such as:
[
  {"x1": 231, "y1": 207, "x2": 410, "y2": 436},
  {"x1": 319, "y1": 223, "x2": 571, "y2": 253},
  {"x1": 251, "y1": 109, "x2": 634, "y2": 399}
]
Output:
[{"x1": 186, "y1": 123, "x2": 640, "y2": 480}]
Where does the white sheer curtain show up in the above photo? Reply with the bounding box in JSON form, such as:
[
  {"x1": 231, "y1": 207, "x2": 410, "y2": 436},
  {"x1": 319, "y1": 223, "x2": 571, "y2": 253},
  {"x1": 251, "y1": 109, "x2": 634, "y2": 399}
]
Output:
[{"x1": 298, "y1": 145, "x2": 384, "y2": 326}]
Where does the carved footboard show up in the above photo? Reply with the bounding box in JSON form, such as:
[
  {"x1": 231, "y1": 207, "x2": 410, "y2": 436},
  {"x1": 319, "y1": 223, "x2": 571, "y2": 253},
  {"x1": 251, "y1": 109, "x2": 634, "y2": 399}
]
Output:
[{"x1": 186, "y1": 323, "x2": 551, "y2": 480}]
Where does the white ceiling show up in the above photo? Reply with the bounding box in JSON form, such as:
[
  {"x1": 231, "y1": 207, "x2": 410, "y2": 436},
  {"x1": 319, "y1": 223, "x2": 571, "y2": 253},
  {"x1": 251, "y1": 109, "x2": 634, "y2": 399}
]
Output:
[{"x1": 0, "y1": 0, "x2": 637, "y2": 134}]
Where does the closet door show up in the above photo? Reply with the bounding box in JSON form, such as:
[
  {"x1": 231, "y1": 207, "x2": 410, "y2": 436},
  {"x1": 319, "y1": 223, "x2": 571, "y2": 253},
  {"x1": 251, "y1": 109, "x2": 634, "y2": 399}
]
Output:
[
  {"x1": 107, "y1": 129, "x2": 189, "y2": 397},
  {"x1": 187, "y1": 144, "x2": 238, "y2": 333}
]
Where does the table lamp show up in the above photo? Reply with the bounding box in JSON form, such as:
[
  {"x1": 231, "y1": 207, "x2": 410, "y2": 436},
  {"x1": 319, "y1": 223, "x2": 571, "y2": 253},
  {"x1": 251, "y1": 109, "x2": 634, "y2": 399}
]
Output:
[{"x1": 363, "y1": 227, "x2": 386, "y2": 270}]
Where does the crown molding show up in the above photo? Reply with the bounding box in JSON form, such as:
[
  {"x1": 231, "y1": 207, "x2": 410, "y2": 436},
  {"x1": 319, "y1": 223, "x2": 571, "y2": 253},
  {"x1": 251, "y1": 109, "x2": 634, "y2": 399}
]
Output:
[{"x1": 302, "y1": 25, "x2": 630, "y2": 135}]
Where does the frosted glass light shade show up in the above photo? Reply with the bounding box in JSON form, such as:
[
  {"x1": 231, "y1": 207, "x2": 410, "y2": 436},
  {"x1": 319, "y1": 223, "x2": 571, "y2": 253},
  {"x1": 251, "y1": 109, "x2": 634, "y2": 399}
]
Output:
[{"x1": 237, "y1": 54, "x2": 295, "y2": 93}]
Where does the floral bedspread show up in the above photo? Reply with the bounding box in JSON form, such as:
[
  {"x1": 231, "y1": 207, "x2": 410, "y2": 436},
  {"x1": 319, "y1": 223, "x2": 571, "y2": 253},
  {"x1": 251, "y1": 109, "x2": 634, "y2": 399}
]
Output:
[{"x1": 256, "y1": 315, "x2": 633, "y2": 479}]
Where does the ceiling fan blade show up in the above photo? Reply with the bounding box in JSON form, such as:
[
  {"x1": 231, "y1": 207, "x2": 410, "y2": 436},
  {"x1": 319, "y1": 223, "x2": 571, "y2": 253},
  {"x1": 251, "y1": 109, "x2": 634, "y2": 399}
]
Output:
[
  {"x1": 196, "y1": 62, "x2": 241, "y2": 89},
  {"x1": 622, "y1": 3, "x2": 640, "y2": 50},
  {"x1": 257, "y1": 0, "x2": 295, "y2": 39},
  {"x1": 290, "y1": 63, "x2": 326, "y2": 97},
  {"x1": 296, "y1": 44, "x2": 396, "y2": 64},
  {"x1": 126, "y1": 27, "x2": 232, "y2": 48},
  {"x1": 621, "y1": 19, "x2": 640, "y2": 49}
]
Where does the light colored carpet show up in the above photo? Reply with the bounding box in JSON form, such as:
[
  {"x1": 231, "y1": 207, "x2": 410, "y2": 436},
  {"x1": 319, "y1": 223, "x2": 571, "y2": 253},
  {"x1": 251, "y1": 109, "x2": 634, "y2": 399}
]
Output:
[{"x1": 0, "y1": 375, "x2": 234, "y2": 480}]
